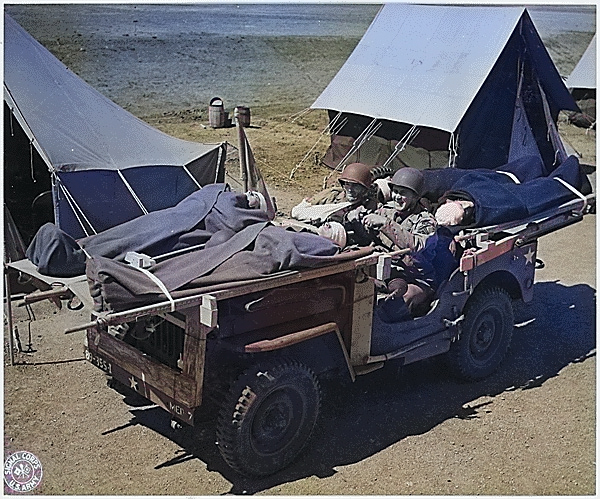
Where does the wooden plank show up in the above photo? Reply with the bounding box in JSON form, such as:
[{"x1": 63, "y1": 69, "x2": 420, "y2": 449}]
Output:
[
  {"x1": 96, "y1": 331, "x2": 179, "y2": 401},
  {"x1": 349, "y1": 276, "x2": 375, "y2": 365},
  {"x1": 244, "y1": 322, "x2": 338, "y2": 353},
  {"x1": 173, "y1": 371, "x2": 197, "y2": 412},
  {"x1": 180, "y1": 307, "x2": 209, "y2": 407}
]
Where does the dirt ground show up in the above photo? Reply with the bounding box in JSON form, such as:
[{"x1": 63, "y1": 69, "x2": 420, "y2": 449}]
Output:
[{"x1": 3, "y1": 110, "x2": 596, "y2": 495}]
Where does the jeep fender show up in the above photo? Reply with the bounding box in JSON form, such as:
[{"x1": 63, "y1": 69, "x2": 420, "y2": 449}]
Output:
[{"x1": 243, "y1": 322, "x2": 356, "y2": 381}]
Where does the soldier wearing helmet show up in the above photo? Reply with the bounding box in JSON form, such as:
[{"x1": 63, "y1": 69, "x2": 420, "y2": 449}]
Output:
[
  {"x1": 291, "y1": 162, "x2": 379, "y2": 229},
  {"x1": 362, "y1": 167, "x2": 443, "y2": 320},
  {"x1": 362, "y1": 167, "x2": 436, "y2": 252},
  {"x1": 337, "y1": 162, "x2": 377, "y2": 205},
  {"x1": 333, "y1": 162, "x2": 388, "y2": 245}
]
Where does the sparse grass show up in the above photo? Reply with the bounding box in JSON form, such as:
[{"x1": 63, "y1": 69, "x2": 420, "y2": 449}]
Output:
[{"x1": 146, "y1": 105, "x2": 333, "y2": 211}]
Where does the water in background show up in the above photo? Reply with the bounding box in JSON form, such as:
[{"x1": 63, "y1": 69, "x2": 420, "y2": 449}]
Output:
[
  {"x1": 6, "y1": 4, "x2": 594, "y2": 38},
  {"x1": 5, "y1": 4, "x2": 596, "y2": 117},
  {"x1": 57, "y1": 4, "x2": 381, "y2": 38},
  {"x1": 527, "y1": 5, "x2": 596, "y2": 35}
]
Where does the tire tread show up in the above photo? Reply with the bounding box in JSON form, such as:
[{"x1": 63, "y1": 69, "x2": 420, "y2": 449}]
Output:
[{"x1": 216, "y1": 359, "x2": 321, "y2": 477}]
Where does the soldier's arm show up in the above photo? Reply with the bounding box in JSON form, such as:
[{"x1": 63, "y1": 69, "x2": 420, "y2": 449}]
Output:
[
  {"x1": 379, "y1": 212, "x2": 437, "y2": 252},
  {"x1": 409, "y1": 214, "x2": 437, "y2": 252}
]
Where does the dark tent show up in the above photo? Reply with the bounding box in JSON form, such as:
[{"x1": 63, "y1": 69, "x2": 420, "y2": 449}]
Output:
[
  {"x1": 311, "y1": 4, "x2": 578, "y2": 174},
  {"x1": 4, "y1": 13, "x2": 227, "y2": 243}
]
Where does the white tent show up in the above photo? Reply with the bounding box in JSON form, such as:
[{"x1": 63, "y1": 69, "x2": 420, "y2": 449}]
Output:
[
  {"x1": 5, "y1": 13, "x2": 226, "y2": 241},
  {"x1": 311, "y1": 3, "x2": 577, "y2": 172},
  {"x1": 565, "y1": 34, "x2": 596, "y2": 90},
  {"x1": 313, "y1": 4, "x2": 527, "y2": 133}
]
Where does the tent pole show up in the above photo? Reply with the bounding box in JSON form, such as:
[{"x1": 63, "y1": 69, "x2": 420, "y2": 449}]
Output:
[
  {"x1": 237, "y1": 119, "x2": 249, "y2": 192},
  {"x1": 538, "y1": 81, "x2": 568, "y2": 165},
  {"x1": 5, "y1": 269, "x2": 16, "y2": 366},
  {"x1": 215, "y1": 143, "x2": 226, "y2": 183}
]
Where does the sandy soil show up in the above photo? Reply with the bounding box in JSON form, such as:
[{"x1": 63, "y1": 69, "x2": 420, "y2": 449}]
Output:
[
  {"x1": 3, "y1": 113, "x2": 596, "y2": 495},
  {"x1": 3, "y1": 10, "x2": 597, "y2": 495}
]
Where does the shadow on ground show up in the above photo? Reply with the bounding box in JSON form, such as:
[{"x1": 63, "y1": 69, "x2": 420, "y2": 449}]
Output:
[{"x1": 103, "y1": 279, "x2": 596, "y2": 494}]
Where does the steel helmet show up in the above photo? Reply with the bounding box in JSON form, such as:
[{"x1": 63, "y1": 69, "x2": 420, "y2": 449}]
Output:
[
  {"x1": 389, "y1": 167, "x2": 424, "y2": 197},
  {"x1": 339, "y1": 163, "x2": 373, "y2": 189}
]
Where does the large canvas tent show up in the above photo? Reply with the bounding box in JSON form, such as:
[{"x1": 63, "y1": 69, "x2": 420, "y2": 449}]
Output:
[
  {"x1": 565, "y1": 34, "x2": 596, "y2": 95},
  {"x1": 312, "y1": 4, "x2": 578, "y2": 174},
  {"x1": 4, "y1": 13, "x2": 226, "y2": 243},
  {"x1": 565, "y1": 34, "x2": 595, "y2": 129}
]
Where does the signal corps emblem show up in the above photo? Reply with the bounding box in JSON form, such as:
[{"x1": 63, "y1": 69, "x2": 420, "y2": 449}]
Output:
[{"x1": 4, "y1": 451, "x2": 43, "y2": 493}]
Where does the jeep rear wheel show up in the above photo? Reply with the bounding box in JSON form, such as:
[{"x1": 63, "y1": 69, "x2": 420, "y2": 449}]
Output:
[
  {"x1": 216, "y1": 360, "x2": 321, "y2": 477},
  {"x1": 446, "y1": 286, "x2": 514, "y2": 381}
]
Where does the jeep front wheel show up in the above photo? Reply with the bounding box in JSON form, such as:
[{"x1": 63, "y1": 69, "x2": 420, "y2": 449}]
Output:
[{"x1": 216, "y1": 359, "x2": 321, "y2": 477}]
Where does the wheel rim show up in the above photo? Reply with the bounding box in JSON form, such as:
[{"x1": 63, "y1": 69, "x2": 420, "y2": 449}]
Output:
[
  {"x1": 250, "y1": 386, "x2": 305, "y2": 456},
  {"x1": 470, "y1": 307, "x2": 502, "y2": 363}
]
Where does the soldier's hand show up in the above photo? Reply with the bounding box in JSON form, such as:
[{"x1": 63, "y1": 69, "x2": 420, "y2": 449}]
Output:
[
  {"x1": 363, "y1": 214, "x2": 387, "y2": 230},
  {"x1": 346, "y1": 205, "x2": 366, "y2": 223}
]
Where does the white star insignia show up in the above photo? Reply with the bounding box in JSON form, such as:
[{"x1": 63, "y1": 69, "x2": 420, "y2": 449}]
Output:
[
  {"x1": 524, "y1": 247, "x2": 535, "y2": 265},
  {"x1": 129, "y1": 376, "x2": 138, "y2": 391}
]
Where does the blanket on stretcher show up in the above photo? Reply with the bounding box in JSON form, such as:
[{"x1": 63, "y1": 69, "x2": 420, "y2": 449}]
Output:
[
  {"x1": 87, "y1": 224, "x2": 372, "y2": 312},
  {"x1": 443, "y1": 156, "x2": 591, "y2": 227},
  {"x1": 26, "y1": 184, "x2": 268, "y2": 276},
  {"x1": 422, "y1": 155, "x2": 591, "y2": 227}
]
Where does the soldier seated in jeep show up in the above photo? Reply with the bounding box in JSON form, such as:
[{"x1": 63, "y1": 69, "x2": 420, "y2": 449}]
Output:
[{"x1": 360, "y1": 168, "x2": 458, "y2": 320}]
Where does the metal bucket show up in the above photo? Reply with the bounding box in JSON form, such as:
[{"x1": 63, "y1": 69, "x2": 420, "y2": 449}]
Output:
[
  {"x1": 234, "y1": 106, "x2": 251, "y2": 127},
  {"x1": 208, "y1": 97, "x2": 226, "y2": 128}
]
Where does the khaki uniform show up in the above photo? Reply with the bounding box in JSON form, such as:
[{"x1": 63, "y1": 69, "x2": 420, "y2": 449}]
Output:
[
  {"x1": 375, "y1": 203, "x2": 437, "y2": 252},
  {"x1": 371, "y1": 203, "x2": 440, "y2": 319}
]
